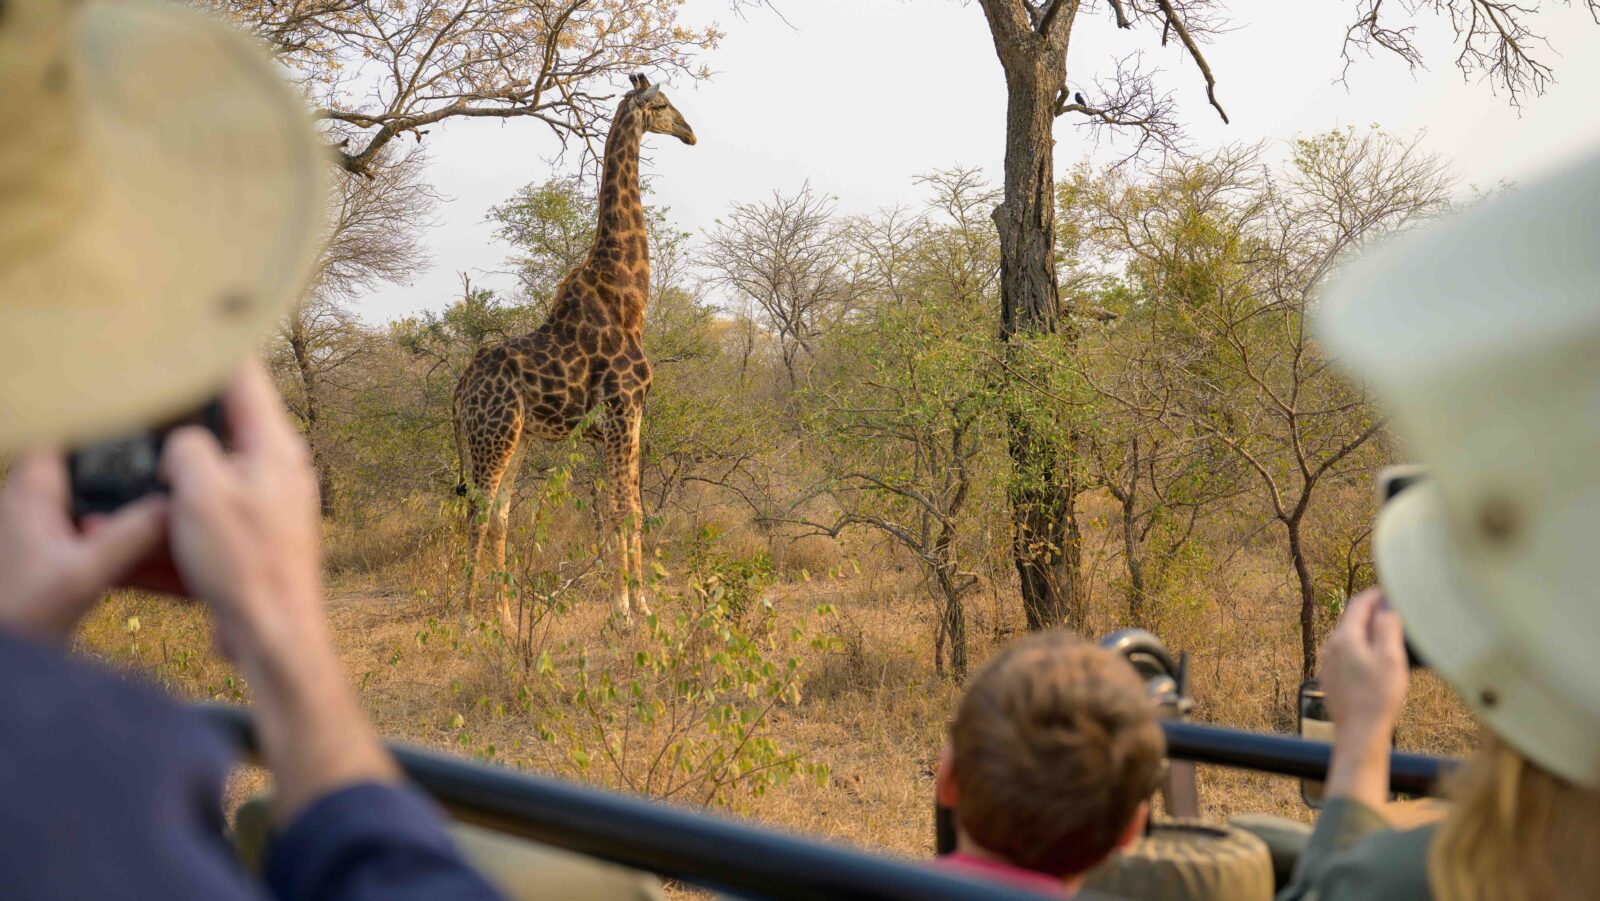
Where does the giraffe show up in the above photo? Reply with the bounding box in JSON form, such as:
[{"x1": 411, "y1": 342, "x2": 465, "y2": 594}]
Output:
[{"x1": 453, "y1": 74, "x2": 695, "y2": 628}]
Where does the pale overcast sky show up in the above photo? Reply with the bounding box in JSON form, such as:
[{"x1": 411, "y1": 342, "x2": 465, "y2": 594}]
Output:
[{"x1": 357, "y1": 0, "x2": 1600, "y2": 323}]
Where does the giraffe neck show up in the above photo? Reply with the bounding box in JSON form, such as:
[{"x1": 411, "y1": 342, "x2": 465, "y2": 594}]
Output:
[{"x1": 586, "y1": 101, "x2": 650, "y2": 314}]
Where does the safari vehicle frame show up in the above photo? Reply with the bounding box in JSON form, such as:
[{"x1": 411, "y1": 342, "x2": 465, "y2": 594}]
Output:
[{"x1": 199, "y1": 700, "x2": 1453, "y2": 901}]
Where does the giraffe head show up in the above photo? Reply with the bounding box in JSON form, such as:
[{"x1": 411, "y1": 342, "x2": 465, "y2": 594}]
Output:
[{"x1": 627, "y1": 74, "x2": 696, "y2": 146}]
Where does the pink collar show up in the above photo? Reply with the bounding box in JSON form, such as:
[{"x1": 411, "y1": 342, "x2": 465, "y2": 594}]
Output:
[{"x1": 935, "y1": 852, "x2": 1069, "y2": 895}]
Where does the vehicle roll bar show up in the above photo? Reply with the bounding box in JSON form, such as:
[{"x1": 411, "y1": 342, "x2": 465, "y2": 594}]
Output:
[
  {"x1": 198, "y1": 703, "x2": 1457, "y2": 900},
  {"x1": 1161, "y1": 720, "x2": 1453, "y2": 796},
  {"x1": 197, "y1": 703, "x2": 1068, "y2": 901}
]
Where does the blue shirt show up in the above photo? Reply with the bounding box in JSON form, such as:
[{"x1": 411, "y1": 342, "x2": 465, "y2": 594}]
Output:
[{"x1": 0, "y1": 629, "x2": 505, "y2": 901}]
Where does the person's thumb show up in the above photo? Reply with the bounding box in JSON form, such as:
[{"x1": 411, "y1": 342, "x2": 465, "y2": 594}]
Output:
[
  {"x1": 1372, "y1": 605, "x2": 1406, "y2": 663},
  {"x1": 74, "y1": 496, "x2": 168, "y2": 593},
  {"x1": 162, "y1": 426, "x2": 233, "y2": 494}
]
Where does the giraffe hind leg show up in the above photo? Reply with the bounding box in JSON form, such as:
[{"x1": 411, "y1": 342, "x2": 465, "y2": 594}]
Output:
[
  {"x1": 463, "y1": 419, "x2": 522, "y2": 624},
  {"x1": 492, "y1": 434, "x2": 529, "y2": 634}
]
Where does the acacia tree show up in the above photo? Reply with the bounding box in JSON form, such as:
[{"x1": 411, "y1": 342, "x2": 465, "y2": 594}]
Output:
[
  {"x1": 1089, "y1": 132, "x2": 1451, "y2": 676},
  {"x1": 701, "y1": 185, "x2": 869, "y2": 393},
  {"x1": 203, "y1": 0, "x2": 727, "y2": 174},
  {"x1": 274, "y1": 146, "x2": 437, "y2": 517},
  {"x1": 799, "y1": 170, "x2": 1002, "y2": 679}
]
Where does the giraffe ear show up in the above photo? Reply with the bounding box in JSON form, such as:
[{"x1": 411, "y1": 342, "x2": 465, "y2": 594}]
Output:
[{"x1": 638, "y1": 84, "x2": 660, "y2": 101}]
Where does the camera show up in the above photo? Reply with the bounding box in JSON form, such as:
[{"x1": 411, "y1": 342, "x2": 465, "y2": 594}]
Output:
[
  {"x1": 1375, "y1": 465, "x2": 1429, "y2": 670},
  {"x1": 68, "y1": 400, "x2": 227, "y2": 519}
]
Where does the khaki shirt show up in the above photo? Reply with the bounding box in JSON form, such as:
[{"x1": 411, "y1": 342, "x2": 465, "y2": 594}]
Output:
[{"x1": 1276, "y1": 798, "x2": 1435, "y2": 901}]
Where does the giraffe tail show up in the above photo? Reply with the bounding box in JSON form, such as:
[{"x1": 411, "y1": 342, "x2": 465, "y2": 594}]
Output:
[{"x1": 452, "y1": 395, "x2": 470, "y2": 499}]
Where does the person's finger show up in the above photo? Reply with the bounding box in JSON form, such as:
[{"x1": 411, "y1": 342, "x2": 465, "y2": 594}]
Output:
[
  {"x1": 71, "y1": 495, "x2": 168, "y2": 596},
  {"x1": 5, "y1": 450, "x2": 69, "y2": 505},
  {"x1": 223, "y1": 361, "x2": 299, "y2": 458},
  {"x1": 3, "y1": 451, "x2": 74, "y2": 538},
  {"x1": 1341, "y1": 588, "x2": 1383, "y2": 639},
  {"x1": 1372, "y1": 605, "x2": 1406, "y2": 661},
  {"x1": 161, "y1": 427, "x2": 233, "y2": 500}
]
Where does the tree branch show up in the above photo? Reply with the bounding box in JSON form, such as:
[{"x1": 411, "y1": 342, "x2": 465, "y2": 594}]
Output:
[{"x1": 1153, "y1": 0, "x2": 1229, "y2": 124}]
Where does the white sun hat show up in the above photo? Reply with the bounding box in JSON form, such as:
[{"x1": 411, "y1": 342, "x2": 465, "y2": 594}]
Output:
[
  {"x1": 0, "y1": 0, "x2": 326, "y2": 449},
  {"x1": 1317, "y1": 147, "x2": 1600, "y2": 789}
]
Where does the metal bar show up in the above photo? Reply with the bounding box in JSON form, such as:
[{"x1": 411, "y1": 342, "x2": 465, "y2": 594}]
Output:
[
  {"x1": 196, "y1": 704, "x2": 1068, "y2": 901},
  {"x1": 1161, "y1": 720, "x2": 1456, "y2": 796},
  {"x1": 1161, "y1": 760, "x2": 1202, "y2": 816}
]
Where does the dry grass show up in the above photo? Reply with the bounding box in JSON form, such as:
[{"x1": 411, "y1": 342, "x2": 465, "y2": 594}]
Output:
[{"x1": 75, "y1": 498, "x2": 1476, "y2": 868}]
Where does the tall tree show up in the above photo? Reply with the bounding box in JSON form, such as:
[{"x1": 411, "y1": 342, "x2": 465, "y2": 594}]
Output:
[
  {"x1": 972, "y1": 0, "x2": 1599, "y2": 632},
  {"x1": 973, "y1": 0, "x2": 1225, "y2": 631}
]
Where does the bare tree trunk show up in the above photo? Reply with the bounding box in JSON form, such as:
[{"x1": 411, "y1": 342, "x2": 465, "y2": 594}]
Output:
[
  {"x1": 288, "y1": 327, "x2": 337, "y2": 520},
  {"x1": 934, "y1": 565, "x2": 969, "y2": 680},
  {"x1": 1286, "y1": 515, "x2": 1317, "y2": 678},
  {"x1": 989, "y1": 45, "x2": 1081, "y2": 632},
  {"x1": 1121, "y1": 439, "x2": 1146, "y2": 626}
]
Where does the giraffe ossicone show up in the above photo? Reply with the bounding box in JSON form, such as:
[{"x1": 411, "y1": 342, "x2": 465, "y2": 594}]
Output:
[{"x1": 453, "y1": 75, "x2": 695, "y2": 630}]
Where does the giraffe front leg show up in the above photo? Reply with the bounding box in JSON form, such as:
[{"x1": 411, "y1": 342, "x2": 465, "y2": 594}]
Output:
[
  {"x1": 599, "y1": 423, "x2": 636, "y2": 626},
  {"x1": 607, "y1": 478, "x2": 634, "y2": 626},
  {"x1": 622, "y1": 410, "x2": 650, "y2": 619},
  {"x1": 491, "y1": 490, "x2": 515, "y2": 633}
]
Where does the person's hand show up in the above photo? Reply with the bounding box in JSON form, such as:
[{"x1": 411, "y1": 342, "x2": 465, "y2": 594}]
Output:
[
  {"x1": 161, "y1": 361, "x2": 397, "y2": 820},
  {"x1": 1318, "y1": 587, "x2": 1410, "y2": 808},
  {"x1": 160, "y1": 363, "x2": 324, "y2": 667},
  {"x1": 0, "y1": 453, "x2": 167, "y2": 642},
  {"x1": 1321, "y1": 588, "x2": 1409, "y2": 736}
]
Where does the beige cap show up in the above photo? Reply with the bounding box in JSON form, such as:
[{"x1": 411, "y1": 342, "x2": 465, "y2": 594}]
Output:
[
  {"x1": 0, "y1": 0, "x2": 326, "y2": 449},
  {"x1": 1317, "y1": 147, "x2": 1600, "y2": 788}
]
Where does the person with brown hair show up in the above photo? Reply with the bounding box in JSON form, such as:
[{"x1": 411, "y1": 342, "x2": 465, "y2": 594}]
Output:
[
  {"x1": 1278, "y1": 146, "x2": 1600, "y2": 900},
  {"x1": 935, "y1": 630, "x2": 1165, "y2": 895}
]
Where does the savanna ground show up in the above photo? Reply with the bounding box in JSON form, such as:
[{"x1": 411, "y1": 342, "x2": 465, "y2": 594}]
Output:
[{"x1": 77, "y1": 480, "x2": 1475, "y2": 866}]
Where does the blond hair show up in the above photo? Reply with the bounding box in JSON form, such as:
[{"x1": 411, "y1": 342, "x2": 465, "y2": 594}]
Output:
[
  {"x1": 1429, "y1": 733, "x2": 1600, "y2": 901},
  {"x1": 950, "y1": 631, "x2": 1164, "y2": 877}
]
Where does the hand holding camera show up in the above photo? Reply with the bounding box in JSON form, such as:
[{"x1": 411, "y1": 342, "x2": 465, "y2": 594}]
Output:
[
  {"x1": 0, "y1": 454, "x2": 168, "y2": 642},
  {"x1": 0, "y1": 363, "x2": 323, "y2": 657},
  {"x1": 1316, "y1": 588, "x2": 1411, "y2": 809}
]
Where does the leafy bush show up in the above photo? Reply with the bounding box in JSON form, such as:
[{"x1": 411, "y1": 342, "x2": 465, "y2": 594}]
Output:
[
  {"x1": 683, "y1": 524, "x2": 775, "y2": 619},
  {"x1": 526, "y1": 575, "x2": 830, "y2": 809}
]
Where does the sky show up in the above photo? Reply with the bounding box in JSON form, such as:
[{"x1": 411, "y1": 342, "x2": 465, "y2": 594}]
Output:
[{"x1": 357, "y1": 0, "x2": 1600, "y2": 323}]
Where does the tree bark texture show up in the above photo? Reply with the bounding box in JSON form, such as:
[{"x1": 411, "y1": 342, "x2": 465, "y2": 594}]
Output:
[
  {"x1": 288, "y1": 326, "x2": 337, "y2": 520},
  {"x1": 1286, "y1": 516, "x2": 1317, "y2": 679},
  {"x1": 981, "y1": 2, "x2": 1084, "y2": 632}
]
